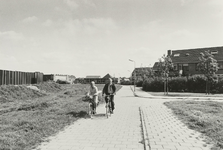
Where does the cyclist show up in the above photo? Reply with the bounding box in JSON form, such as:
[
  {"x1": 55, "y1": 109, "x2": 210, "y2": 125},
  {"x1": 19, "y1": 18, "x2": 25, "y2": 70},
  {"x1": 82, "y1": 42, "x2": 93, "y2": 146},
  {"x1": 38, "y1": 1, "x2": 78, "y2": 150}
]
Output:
[
  {"x1": 86, "y1": 81, "x2": 98, "y2": 114},
  {"x1": 102, "y1": 78, "x2": 116, "y2": 114}
]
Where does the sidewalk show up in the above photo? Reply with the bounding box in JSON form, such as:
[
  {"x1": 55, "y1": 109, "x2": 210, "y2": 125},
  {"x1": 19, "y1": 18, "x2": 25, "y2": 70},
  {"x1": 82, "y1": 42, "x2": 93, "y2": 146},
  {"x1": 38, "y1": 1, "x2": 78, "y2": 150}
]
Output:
[
  {"x1": 33, "y1": 86, "x2": 215, "y2": 150},
  {"x1": 33, "y1": 87, "x2": 144, "y2": 150},
  {"x1": 134, "y1": 87, "x2": 223, "y2": 101},
  {"x1": 135, "y1": 88, "x2": 215, "y2": 150}
]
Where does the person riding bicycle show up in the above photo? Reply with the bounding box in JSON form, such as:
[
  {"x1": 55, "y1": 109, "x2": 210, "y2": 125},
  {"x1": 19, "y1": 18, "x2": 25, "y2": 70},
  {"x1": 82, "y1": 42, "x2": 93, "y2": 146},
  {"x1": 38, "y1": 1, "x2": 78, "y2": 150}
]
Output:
[
  {"x1": 102, "y1": 78, "x2": 116, "y2": 114},
  {"x1": 86, "y1": 81, "x2": 98, "y2": 114}
]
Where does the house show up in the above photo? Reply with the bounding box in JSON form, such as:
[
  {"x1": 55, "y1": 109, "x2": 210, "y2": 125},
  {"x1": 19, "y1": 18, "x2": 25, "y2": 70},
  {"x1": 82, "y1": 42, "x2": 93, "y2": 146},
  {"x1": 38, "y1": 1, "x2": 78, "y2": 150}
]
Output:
[
  {"x1": 43, "y1": 74, "x2": 76, "y2": 83},
  {"x1": 84, "y1": 75, "x2": 104, "y2": 84},
  {"x1": 152, "y1": 62, "x2": 161, "y2": 74},
  {"x1": 74, "y1": 74, "x2": 118, "y2": 84},
  {"x1": 167, "y1": 46, "x2": 223, "y2": 76}
]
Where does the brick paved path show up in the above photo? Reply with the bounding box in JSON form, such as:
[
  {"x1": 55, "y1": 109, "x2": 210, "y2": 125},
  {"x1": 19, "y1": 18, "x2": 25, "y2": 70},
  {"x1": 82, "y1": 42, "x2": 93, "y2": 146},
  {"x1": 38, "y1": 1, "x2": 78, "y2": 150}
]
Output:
[
  {"x1": 34, "y1": 86, "x2": 214, "y2": 150},
  {"x1": 139, "y1": 102, "x2": 212, "y2": 150},
  {"x1": 136, "y1": 89, "x2": 214, "y2": 150},
  {"x1": 34, "y1": 86, "x2": 144, "y2": 150}
]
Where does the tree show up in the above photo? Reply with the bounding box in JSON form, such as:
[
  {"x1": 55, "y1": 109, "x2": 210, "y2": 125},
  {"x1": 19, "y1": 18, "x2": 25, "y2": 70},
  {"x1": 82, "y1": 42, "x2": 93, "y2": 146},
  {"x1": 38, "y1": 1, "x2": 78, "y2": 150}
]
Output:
[
  {"x1": 137, "y1": 67, "x2": 154, "y2": 81},
  {"x1": 197, "y1": 50, "x2": 219, "y2": 94},
  {"x1": 157, "y1": 55, "x2": 174, "y2": 95}
]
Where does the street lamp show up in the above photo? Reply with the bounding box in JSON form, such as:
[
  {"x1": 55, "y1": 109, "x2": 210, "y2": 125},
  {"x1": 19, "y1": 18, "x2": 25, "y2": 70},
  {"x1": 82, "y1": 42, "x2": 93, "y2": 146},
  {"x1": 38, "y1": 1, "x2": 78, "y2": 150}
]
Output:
[{"x1": 129, "y1": 59, "x2": 136, "y2": 92}]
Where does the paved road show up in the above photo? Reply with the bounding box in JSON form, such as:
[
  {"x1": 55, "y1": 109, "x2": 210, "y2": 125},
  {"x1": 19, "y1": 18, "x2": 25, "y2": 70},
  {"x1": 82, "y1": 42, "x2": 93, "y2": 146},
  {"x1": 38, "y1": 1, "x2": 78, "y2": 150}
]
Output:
[{"x1": 34, "y1": 86, "x2": 214, "y2": 150}]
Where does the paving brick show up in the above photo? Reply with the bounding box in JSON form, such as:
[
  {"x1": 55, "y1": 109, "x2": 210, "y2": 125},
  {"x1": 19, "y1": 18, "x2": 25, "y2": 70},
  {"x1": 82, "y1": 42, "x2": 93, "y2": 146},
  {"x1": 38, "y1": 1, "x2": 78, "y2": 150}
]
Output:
[
  {"x1": 33, "y1": 87, "x2": 215, "y2": 150},
  {"x1": 136, "y1": 87, "x2": 215, "y2": 150}
]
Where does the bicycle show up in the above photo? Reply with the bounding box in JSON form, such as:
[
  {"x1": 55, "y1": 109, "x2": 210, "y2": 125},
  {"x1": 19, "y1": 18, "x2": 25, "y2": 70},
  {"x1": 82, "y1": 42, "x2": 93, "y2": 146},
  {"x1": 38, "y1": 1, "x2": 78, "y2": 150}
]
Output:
[
  {"x1": 105, "y1": 94, "x2": 113, "y2": 118},
  {"x1": 87, "y1": 96, "x2": 95, "y2": 119}
]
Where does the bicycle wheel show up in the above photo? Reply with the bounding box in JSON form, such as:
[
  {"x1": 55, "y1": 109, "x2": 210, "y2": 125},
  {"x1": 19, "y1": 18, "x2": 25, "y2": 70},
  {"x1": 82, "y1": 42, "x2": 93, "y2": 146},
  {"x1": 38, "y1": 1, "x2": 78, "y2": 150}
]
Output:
[
  {"x1": 109, "y1": 101, "x2": 112, "y2": 117},
  {"x1": 106, "y1": 103, "x2": 109, "y2": 118},
  {"x1": 89, "y1": 103, "x2": 93, "y2": 118}
]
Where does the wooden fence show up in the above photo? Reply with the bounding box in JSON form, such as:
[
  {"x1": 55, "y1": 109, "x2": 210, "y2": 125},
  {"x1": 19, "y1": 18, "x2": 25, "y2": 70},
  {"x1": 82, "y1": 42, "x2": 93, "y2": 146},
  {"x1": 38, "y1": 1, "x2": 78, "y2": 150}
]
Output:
[{"x1": 0, "y1": 70, "x2": 43, "y2": 85}]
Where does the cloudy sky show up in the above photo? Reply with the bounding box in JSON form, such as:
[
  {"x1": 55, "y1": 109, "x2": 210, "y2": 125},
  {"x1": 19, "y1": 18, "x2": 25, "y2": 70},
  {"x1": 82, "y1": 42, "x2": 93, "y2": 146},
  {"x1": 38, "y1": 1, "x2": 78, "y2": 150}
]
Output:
[{"x1": 0, "y1": 0, "x2": 222, "y2": 77}]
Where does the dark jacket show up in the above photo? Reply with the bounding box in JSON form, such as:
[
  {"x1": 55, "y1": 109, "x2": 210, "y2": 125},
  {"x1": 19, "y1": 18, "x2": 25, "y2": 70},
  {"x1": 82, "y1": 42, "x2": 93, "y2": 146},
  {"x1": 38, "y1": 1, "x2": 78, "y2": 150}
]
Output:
[{"x1": 102, "y1": 83, "x2": 116, "y2": 95}]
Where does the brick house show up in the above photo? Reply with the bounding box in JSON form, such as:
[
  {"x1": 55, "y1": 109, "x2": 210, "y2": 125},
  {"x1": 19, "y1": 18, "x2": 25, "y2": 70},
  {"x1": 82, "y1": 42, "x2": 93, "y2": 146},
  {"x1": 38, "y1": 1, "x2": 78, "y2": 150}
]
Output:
[{"x1": 167, "y1": 46, "x2": 223, "y2": 76}]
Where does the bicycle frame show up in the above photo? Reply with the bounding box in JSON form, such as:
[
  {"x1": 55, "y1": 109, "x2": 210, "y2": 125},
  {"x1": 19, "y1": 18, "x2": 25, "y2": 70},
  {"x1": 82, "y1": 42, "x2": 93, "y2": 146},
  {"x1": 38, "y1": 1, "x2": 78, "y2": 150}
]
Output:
[
  {"x1": 88, "y1": 98, "x2": 94, "y2": 119},
  {"x1": 105, "y1": 95, "x2": 113, "y2": 118}
]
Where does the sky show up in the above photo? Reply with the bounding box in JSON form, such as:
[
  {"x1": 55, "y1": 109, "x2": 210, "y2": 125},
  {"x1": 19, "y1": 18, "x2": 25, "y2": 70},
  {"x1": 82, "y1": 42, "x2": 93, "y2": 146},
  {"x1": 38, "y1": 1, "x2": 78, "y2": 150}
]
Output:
[{"x1": 0, "y1": 0, "x2": 222, "y2": 78}]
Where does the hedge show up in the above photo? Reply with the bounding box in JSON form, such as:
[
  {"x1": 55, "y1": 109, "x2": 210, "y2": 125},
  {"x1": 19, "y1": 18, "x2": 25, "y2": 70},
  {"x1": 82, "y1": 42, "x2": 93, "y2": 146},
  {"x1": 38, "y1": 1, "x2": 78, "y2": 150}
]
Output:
[
  {"x1": 136, "y1": 81, "x2": 143, "y2": 87},
  {"x1": 120, "y1": 81, "x2": 133, "y2": 85},
  {"x1": 142, "y1": 75, "x2": 223, "y2": 93}
]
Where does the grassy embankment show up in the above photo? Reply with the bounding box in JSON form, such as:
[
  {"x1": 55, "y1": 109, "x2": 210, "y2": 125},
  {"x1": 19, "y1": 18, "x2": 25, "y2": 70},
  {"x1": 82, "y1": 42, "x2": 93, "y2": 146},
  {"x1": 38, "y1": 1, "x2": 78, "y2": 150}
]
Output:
[
  {"x1": 164, "y1": 101, "x2": 223, "y2": 149},
  {"x1": 0, "y1": 82, "x2": 122, "y2": 150}
]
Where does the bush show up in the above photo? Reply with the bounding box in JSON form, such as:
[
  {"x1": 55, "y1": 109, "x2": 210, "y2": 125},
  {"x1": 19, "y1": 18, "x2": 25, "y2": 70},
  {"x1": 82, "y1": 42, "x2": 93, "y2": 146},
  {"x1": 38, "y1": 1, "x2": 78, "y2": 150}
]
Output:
[
  {"x1": 136, "y1": 81, "x2": 143, "y2": 87},
  {"x1": 211, "y1": 76, "x2": 223, "y2": 93},
  {"x1": 187, "y1": 75, "x2": 206, "y2": 93},
  {"x1": 168, "y1": 77, "x2": 187, "y2": 92},
  {"x1": 142, "y1": 77, "x2": 163, "y2": 92},
  {"x1": 120, "y1": 81, "x2": 133, "y2": 85},
  {"x1": 56, "y1": 79, "x2": 70, "y2": 84}
]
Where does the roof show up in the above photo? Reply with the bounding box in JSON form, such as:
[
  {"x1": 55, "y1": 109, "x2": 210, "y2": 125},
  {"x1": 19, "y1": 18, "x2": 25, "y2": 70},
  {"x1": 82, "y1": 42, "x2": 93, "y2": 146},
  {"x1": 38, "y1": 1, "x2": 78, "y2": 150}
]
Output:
[
  {"x1": 68, "y1": 75, "x2": 76, "y2": 79},
  {"x1": 169, "y1": 46, "x2": 223, "y2": 63},
  {"x1": 102, "y1": 74, "x2": 112, "y2": 79},
  {"x1": 152, "y1": 62, "x2": 160, "y2": 71},
  {"x1": 133, "y1": 67, "x2": 151, "y2": 72},
  {"x1": 85, "y1": 75, "x2": 101, "y2": 79},
  {"x1": 135, "y1": 67, "x2": 151, "y2": 70}
]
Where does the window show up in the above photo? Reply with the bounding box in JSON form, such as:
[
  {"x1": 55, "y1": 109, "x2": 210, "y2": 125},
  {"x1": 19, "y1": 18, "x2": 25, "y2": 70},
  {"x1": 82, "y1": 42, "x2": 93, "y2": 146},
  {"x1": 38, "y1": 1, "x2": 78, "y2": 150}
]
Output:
[
  {"x1": 178, "y1": 64, "x2": 182, "y2": 70},
  {"x1": 218, "y1": 62, "x2": 223, "y2": 69},
  {"x1": 174, "y1": 65, "x2": 178, "y2": 70},
  {"x1": 195, "y1": 63, "x2": 199, "y2": 71},
  {"x1": 211, "y1": 51, "x2": 218, "y2": 55},
  {"x1": 174, "y1": 54, "x2": 180, "y2": 57},
  {"x1": 184, "y1": 66, "x2": 189, "y2": 71}
]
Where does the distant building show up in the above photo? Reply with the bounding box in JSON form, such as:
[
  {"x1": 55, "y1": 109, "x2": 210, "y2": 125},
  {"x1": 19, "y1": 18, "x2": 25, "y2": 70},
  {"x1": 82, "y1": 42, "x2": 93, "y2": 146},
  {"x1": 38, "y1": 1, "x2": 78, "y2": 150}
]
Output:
[
  {"x1": 74, "y1": 73, "x2": 118, "y2": 84},
  {"x1": 84, "y1": 75, "x2": 103, "y2": 84},
  {"x1": 120, "y1": 77, "x2": 130, "y2": 82},
  {"x1": 43, "y1": 74, "x2": 76, "y2": 83},
  {"x1": 86, "y1": 75, "x2": 101, "y2": 78}
]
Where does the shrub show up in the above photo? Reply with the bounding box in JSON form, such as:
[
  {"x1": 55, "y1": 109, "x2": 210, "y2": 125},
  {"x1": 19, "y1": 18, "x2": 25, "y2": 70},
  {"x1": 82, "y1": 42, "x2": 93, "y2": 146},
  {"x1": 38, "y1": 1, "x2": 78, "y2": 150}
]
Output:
[
  {"x1": 136, "y1": 81, "x2": 143, "y2": 87},
  {"x1": 187, "y1": 75, "x2": 206, "y2": 93},
  {"x1": 142, "y1": 77, "x2": 163, "y2": 92},
  {"x1": 211, "y1": 76, "x2": 223, "y2": 93},
  {"x1": 142, "y1": 75, "x2": 223, "y2": 94},
  {"x1": 168, "y1": 77, "x2": 187, "y2": 92},
  {"x1": 56, "y1": 79, "x2": 70, "y2": 84},
  {"x1": 120, "y1": 81, "x2": 133, "y2": 85}
]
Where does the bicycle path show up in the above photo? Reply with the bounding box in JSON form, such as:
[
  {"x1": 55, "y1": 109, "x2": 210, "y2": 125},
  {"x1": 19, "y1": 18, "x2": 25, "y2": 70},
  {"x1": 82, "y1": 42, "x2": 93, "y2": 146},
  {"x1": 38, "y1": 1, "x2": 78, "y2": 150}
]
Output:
[
  {"x1": 34, "y1": 86, "x2": 144, "y2": 150},
  {"x1": 34, "y1": 86, "x2": 214, "y2": 150}
]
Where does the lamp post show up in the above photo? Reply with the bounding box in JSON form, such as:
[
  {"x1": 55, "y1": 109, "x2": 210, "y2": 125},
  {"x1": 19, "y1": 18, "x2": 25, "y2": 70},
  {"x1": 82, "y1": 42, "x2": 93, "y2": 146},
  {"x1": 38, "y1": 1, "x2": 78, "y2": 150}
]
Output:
[{"x1": 129, "y1": 59, "x2": 136, "y2": 92}]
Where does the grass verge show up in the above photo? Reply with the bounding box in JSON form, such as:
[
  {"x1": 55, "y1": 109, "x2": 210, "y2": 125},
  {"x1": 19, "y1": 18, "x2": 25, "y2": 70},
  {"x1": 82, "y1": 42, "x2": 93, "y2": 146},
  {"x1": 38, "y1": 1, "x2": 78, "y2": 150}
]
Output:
[
  {"x1": 0, "y1": 83, "x2": 122, "y2": 150},
  {"x1": 164, "y1": 101, "x2": 223, "y2": 149},
  {"x1": 148, "y1": 91, "x2": 223, "y2": 97}
]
